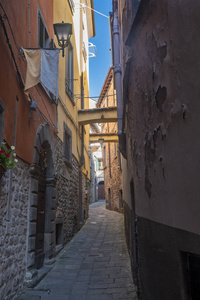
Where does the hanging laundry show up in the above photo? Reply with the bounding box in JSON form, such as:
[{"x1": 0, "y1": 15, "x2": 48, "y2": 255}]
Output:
[{"x1": 23, "y1": 48, "x2": 59, "y2": 99}]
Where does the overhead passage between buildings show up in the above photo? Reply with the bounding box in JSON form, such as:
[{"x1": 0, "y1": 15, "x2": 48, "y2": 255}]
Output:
[{"x1": 78, "y1": 107, "x2": 117, "y2": 126}]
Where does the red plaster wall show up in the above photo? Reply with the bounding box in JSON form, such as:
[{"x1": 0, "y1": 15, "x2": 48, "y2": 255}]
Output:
[{"x1": 0, "y1": 0, "x2": 55, "y2": 164}]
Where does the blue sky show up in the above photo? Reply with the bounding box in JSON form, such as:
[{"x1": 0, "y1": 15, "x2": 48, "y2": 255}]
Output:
[{"x1": 89, "y1": 0, "x2": 112, "y2": 98}]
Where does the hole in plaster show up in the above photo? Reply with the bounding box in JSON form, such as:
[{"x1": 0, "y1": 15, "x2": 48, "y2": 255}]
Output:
[{"x1": 155, "y1": 86, "x2": 167, "y2": 112}]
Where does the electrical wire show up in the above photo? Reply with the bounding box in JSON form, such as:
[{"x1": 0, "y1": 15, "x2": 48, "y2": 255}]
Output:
[
  {"x1": 36, "y1": 107, "x2": 56, "y2": 129},
  {"x1": 75, "y1": 3, "x2": 109, "y2": 19},
  {"x1": 0, "y1": 13, "x2": 24, "y2": 88},
  {"x1": 35, "y1": 86, "x2": 56, "y2": 128},
  {"x1": 0, "y1": 3, "x2": 20, "y2": 52}
]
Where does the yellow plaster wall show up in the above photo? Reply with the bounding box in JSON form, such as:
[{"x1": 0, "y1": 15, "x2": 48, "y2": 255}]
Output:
[{"x1": 54, "y1": 0, "x2": 91, "y2": 178}]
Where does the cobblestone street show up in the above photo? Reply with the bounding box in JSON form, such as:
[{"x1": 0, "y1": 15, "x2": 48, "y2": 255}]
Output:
[{"x1": 15, "y1": 201, "x2": 137, "y2": 300}]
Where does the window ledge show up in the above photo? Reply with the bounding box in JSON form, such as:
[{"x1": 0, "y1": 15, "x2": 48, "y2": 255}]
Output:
[{"x1": 66, "y1": 87, "x2": 75, "y2": 106}]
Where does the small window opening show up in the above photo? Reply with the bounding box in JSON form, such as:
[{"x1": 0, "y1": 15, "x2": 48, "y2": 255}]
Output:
[{"x1": 56, "y1": 223, "x2": 63, "y2": 246}]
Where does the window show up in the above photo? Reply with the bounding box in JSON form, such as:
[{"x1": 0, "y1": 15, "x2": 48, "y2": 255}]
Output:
[
  {"x1": 117, "y1": 145, "x2": 122, "y2": 171},
  {"x1": 38, "y1": 9, "x2": 50, "y2": 48},
  {"x1": 0, "y1": 99, "x2": 5, "y2": 144},
  {"x1": 63, "y1": 123, "x2": 72, "y2": 166},
  {"x1": 55, "y1": 223, "x2": 63, "y2": 246},
  {"x1": 65, "y1": 41, "x2": 74, "y2": 103},
  {"x1": 103, "y1": 146, "x2": 106, "y2": 167},
  {"x1": 98, "y1": 159, "x2": 103, "y2": 171},
  {"x1": 119, "y1": 189, "x2": 123, "y2": 209},
  {"x1": 184, "y1": 252, "x2": 200, "y2": 299},
  {"x1": 114, "y1": 143, "x2": 117, "y2": 157}
]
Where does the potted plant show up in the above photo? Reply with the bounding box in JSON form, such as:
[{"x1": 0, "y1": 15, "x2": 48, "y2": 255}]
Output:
[{"x1": 0, "y1": 142, "x2": 18, "y2": 179}]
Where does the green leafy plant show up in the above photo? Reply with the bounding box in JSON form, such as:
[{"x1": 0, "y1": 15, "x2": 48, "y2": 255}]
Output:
[{"x1": 0, "y1": 142, "x2": 18, "y2": 170}]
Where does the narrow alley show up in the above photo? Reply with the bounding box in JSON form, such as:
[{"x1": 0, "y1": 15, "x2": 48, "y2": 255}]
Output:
[
  {"x1": 1, "y1": 0, "x2": 200, "y2": 298},
  {"x1": 15, "y1": 201, "x2": 137, "y2": 300}
]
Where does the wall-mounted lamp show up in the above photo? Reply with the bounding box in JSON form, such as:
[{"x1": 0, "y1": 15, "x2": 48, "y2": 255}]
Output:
[{"x1": 53, "y1": 22, "x2": 72, "y2": 57}]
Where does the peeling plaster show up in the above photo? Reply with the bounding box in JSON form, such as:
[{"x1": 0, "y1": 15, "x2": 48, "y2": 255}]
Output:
[{"x1": 155, "y1": 85, "x2": 167, "y2": 112}]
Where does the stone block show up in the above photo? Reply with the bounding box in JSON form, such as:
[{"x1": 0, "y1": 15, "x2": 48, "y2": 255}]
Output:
[
  {"x1": 51, "y1": 197, "x2": 57, "y2": 209},
  {"x1": 46, "y1": 209, "x2": 56, "y2": 221},
  {"x1": 44, "y1": 233, "x2": 54, "y2": 248},
  {"x1": 52, "y1": 187, "x2": 56, "y2": 199},
  {"x1": 30, "y1": 193, "x2": 38, "y2": 207},
  {"x1": 45, "y1": 244, "x2": 54, "y2": 259},
  {"x1": 29, "y1": 207, "x2": 37, "y2": 221},
  {"x1": 45, "y1": 221, "x2": 54, "y2": 232},
  {"x1": 28, "y1": 237, "x2": 35, "y2": 252},
  {"x1": 27, "y1": 252, "x2": 35, "y2": 268},
  {"x1": 31, "y1": 179, "x2": 38, "y2": 193},
  {"x1": 29, "y1": 222, "x2": 36, "y2": 236}
]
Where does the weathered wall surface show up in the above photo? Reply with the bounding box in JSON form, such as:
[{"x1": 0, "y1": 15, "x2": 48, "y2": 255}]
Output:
[
  {"x1": 103, "y1": 141, "x2": 123, "y2": 213},
  {"x1": 125, "y1": 0, "x2": 200, "y2": 235},
  {"x1": 119, "y1": 0, "x2": 200, "y2": 298}
]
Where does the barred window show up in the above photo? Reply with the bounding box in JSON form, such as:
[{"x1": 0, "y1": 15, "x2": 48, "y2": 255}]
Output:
[{"x1": 103, "y1": 146, "x2": 106, "y2": 167}]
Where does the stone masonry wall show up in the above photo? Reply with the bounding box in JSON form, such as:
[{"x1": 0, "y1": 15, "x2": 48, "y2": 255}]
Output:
[
  {"x1": 89, "y1": 154, "x2": 96, "y2": 204},
  {"x1": 0, "y1": 159, "x2": 30, "y2": 300},
  {"x1": 81, "y1": 172, "x2": 89, "y2": 222},
  {"x1": 103, "y1": 141, "x2": 123, "y2": 213},
  {"x1": 0, "y1": 135, "x2": 83, "y2": 299},
  {"x1": 54, "y1": 136, "x2": 79, "y2": 244}
]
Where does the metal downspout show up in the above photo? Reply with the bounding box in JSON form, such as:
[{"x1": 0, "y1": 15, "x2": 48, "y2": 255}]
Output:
[
  {"x1": 112, "y1": 0, "x2": 126, "y2": 157},
  {"x1": 113, "y1": 0, "x2": 122, "y2": 135}
]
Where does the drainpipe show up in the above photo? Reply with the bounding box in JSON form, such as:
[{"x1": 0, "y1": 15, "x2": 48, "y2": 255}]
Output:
[
  {"x1": 79, "y1": 73, "x2": 85, "y2": 168},
  {"x1": 28, "y1": 0, "x2": 30, "y2": 47},
  {"x1": 112, "y1": 0, "x2": 127, "y2": 158}
]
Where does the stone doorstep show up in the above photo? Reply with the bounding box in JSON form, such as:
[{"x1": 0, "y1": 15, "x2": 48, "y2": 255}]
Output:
[{"x1": 24, "y1": 264, "x2": 54, "y2": 288}]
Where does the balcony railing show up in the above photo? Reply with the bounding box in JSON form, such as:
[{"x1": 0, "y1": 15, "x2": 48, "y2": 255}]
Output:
[{"x1": 68, "y1": 0, "x2": 75, "y2": 14}]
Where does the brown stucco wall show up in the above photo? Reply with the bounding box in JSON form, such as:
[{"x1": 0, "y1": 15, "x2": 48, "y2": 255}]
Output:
[{"x1": 122, "y1": 0, "x2": 200, "y2": 235}]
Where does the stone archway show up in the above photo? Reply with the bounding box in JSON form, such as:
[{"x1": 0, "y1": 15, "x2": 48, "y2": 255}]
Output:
[{"x1": 25, "y1": 123, "x2": 57, "y2": 286}]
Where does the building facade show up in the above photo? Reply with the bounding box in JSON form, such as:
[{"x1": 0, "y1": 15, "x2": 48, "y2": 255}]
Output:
[
  {"x1": 0, "y1": 0, "x2": 95, "y2": 298},
  {"x1": 97, "y1": 67, "x2": 123, "y2": 213},
  {"x1": 111, "y1": 0, "x2": 200, "y2": 299},
  {"x1": 90, "y1": 144, "x2": 105, "y2": 203}
]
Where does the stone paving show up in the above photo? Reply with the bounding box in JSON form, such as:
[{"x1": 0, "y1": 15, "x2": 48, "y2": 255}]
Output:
[{"x1": 15, "y1": 201, "x2": 138, "y2": 300}]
